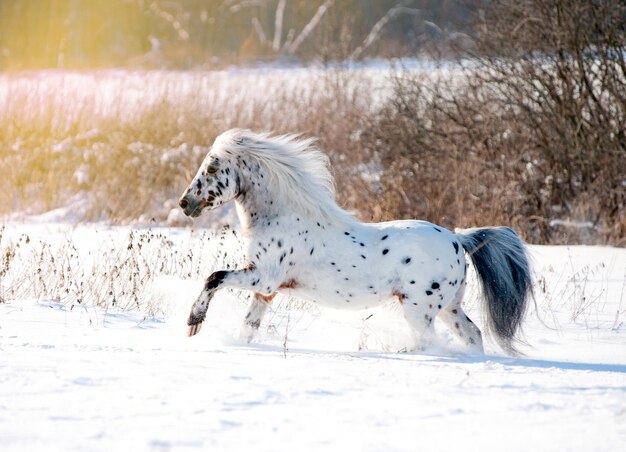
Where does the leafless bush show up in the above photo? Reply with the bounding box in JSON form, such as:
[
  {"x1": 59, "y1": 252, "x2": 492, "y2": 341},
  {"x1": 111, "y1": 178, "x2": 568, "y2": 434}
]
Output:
[{"x1": 363, "y1": 0, "x2": 625, "y2": 244}]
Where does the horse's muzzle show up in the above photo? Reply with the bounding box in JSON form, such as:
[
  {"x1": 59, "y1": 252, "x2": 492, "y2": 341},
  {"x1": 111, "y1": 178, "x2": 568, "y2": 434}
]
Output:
[{"x1": 179, "y1": 194, "x2": 204, "y2": 218}]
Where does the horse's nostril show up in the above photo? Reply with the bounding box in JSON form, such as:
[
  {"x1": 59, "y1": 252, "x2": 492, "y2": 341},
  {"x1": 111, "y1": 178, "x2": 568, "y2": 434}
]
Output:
[{"x1": 179, "y1": 198, "x2": 189, "y2": 209}]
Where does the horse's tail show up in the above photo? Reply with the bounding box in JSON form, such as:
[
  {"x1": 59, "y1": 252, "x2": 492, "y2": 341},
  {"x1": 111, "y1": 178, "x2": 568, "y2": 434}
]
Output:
[{"x1": 455, "y1": 227, "x2": 533, "y2": 355}]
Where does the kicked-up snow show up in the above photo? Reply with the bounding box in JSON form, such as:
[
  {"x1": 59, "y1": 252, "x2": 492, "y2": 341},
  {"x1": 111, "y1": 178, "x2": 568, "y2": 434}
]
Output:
[{"x1": 1, "y1": 223, "x2": 625, "y2": 451}]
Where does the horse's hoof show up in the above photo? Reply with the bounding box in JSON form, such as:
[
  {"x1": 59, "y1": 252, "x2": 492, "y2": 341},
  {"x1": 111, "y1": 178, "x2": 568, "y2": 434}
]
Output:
[{"x1": 187, "y1": 322, "x2": 203, "y2": 337}]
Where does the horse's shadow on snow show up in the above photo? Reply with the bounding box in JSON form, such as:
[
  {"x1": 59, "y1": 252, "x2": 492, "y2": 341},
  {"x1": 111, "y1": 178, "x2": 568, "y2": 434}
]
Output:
[
  {"x1": 356, "y1": 346, "x2": 626, "y2": 374},
  {"x1": 239, "y1": 341, "x2": 626, "y2": 374},
  {"x1": 425, "y1": 353, "x2": 626, "y2": 374}
]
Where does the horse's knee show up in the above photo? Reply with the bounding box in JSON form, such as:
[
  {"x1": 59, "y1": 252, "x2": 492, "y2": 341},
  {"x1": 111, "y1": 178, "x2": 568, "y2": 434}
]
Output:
[{"x1": 205, "y1": 270, "x2": 228, "y2": 291}]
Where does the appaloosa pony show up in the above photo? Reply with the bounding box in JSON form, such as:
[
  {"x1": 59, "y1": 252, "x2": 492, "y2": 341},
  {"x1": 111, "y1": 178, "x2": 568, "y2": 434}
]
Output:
[{"x1": 179, "y1": 129, "x2": 532, "y2": 354}]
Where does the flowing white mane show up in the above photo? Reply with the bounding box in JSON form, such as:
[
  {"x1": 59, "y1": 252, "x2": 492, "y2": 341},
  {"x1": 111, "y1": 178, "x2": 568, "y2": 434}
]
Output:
[{"x1": 213, "y1": 129, "x2": 353, "y2": 225}]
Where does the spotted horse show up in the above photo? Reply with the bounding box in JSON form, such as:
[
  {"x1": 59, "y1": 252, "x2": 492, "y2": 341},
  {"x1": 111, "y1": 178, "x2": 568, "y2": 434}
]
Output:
[{"x1": 179, "y1": 129, "x2": 533, "y2": 354}]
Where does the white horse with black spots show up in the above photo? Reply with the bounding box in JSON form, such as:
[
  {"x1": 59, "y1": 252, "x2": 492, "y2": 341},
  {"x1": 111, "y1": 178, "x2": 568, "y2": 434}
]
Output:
[{"x1": 179, "y1": 129, "x2": 533, "y2": 354}]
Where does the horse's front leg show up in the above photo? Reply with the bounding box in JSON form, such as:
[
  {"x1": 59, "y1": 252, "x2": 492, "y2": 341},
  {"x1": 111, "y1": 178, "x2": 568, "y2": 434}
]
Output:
[{"x1": 187, "y1": 267, "x2": 278, "y2": 337}]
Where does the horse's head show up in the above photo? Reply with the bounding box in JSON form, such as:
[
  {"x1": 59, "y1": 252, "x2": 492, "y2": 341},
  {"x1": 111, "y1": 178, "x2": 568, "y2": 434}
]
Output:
[{"x1": 179, "y1": 148, "x2": 238, "y2": 218}]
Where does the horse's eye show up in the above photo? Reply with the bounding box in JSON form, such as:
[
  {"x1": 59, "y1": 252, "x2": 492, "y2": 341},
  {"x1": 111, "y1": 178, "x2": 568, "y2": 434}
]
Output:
[{"x1": 207, "y1": 166, "x2": 218, "y2": 174}]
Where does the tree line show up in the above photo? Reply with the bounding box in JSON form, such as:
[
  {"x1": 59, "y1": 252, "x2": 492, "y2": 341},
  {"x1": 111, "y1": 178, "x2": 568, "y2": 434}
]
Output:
[{"x1": 0, "y1": 0, "x2": 472, "y2": 70}]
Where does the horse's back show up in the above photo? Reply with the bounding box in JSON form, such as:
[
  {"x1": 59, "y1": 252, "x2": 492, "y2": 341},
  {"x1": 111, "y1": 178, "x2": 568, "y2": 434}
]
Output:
[
  {"x1": 361, "y1": 219, "x2": 464, "y2": 277},
  {"x1": 365, "y1": 219, "x2": 461, "y2": 259},
  {"x1": 283, "y1": 218, "x2": 466, "y2": 310}
]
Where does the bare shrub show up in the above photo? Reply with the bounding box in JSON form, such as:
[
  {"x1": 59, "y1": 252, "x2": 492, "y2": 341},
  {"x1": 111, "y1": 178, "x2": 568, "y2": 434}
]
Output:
[{"x1": 364, "y1": 0, "x2": 625, "y2": 244}]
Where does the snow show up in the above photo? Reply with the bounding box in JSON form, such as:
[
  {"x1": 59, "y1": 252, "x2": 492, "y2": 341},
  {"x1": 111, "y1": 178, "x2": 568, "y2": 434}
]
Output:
[
  {"x1": 1, "y1": 223, "x2": 625, "y2": 451},
  {"x1": 549, "y1": 218, "x2": 595, "y2": 229},
  {"x1": 0, "y1": 61, "x2": 451, "y2": 137}
]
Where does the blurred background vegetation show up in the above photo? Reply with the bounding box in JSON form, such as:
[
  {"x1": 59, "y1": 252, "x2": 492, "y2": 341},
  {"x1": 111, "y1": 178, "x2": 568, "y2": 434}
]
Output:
[
  {"x1": 0, "y1": 0, "x2": 472, "y2": 69},
  {"x1": 0, "y1": 0, "x2": 624, "y2": 245}
]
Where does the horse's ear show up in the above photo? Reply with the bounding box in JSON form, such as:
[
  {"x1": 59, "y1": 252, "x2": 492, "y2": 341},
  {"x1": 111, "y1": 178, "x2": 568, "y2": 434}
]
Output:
[
  {"x1": 233, "y1": 130, "x2": 250, "y2": 146},
  {"x1": 237, "y1": 137, "x2": 264, "y2": 150}
]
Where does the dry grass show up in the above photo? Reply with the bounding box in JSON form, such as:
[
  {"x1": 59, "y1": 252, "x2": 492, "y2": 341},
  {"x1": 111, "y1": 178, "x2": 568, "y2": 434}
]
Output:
[
  {"x1": 2, "y1": 225, "x2": 623, "y2": 341},
  {"x1": 0, "y1": 68, "x2": 379, "y2": 226},
  {"x1": 1, "y1": 21, "x2": 623, "y2": 246},
  {"x1": 0, "y1": 224, "x2": 246, "y2": 315}
]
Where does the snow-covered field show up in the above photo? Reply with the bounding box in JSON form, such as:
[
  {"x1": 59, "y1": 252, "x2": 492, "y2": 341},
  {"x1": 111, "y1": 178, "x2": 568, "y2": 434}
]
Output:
[{"x1": 1, "y1": 223, "x2": 625, "y2": 451}]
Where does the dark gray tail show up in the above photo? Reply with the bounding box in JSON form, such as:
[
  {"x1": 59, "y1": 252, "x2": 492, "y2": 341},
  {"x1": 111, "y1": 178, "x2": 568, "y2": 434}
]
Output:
[{"x1": 456, "y1": 227, "x2": 533, "y2": 355}]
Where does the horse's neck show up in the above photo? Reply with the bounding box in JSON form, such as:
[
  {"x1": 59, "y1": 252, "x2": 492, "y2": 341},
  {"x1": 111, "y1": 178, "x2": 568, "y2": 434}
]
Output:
[
  {"x1": 232, "y1": 157, "x2": 352, "y2": 234},
  {"x1": 235, "y1": 195, "x2": 276, "y2": 231},
  {"x1": 234, "y1": 167, "x2": 281, "y2": 232}
]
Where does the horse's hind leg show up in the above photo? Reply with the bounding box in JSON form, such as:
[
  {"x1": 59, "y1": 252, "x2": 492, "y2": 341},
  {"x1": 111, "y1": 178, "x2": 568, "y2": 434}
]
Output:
[
  {"x1": 437, "y1": 284, "x2": 484, "y2": 353},
  {"x1": 397, "y1": 291, "x2": 436, "y2": 351},
  {"x1": 239, "y1": 293, "x2": 273, "y2": 342}
]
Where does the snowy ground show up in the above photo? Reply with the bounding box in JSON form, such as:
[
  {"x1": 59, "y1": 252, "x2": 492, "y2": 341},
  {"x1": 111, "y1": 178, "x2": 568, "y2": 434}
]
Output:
[{"x1": 1, "y1": 223, "x2": 625, "y2": 451}]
